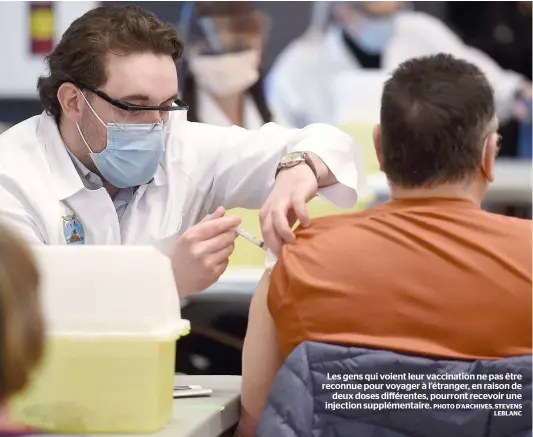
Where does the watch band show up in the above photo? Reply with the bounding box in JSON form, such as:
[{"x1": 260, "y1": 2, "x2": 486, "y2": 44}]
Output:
[{"x1": 303, "y1": 154, "x2": 319, "y2": 181}]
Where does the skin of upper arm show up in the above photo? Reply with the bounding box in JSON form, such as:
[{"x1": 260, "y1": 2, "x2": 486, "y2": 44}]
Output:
[{"x1": 238, "y1": 269, "x2": 284, "y2": 437}]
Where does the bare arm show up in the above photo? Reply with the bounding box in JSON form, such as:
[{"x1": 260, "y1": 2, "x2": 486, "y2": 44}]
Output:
[{"x1": 236, "y1": 270, "x2": 284, "y2": 437}]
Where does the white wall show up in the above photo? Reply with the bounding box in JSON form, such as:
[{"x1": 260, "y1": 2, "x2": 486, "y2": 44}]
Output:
[{"x1": 0, "y1": 1, "x2": 96, "y2": 98}]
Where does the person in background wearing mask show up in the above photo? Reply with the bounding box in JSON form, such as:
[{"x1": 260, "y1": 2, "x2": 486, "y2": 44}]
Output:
[
  {"x1": 447, "y1": 1, "x2": 532, "y2": 158},
  {"x1": 176, "y1": 2, "x2": 284, "y2": 376},
  {"x1": 0, "y1": 225, "x2": 44, "y2": 436},
  {"x1": 267, "y1": 1, "x2": 532, "y2": 130},
  {"x1": 179, "y1": 1, "x2": 283, "y2": 128}
]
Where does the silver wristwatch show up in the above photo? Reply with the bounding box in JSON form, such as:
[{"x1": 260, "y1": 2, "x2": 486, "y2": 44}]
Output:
[{"x1": 275, "y1": 152, "x2": 318, "y2": 180}]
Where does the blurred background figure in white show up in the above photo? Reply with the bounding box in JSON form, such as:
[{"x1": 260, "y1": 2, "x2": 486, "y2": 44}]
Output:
[
  {"x1": 446, "y1": 0, "x2": 532, "y2": 158},
  {"x1": 267, "y1": 1, "x2": 531, "y2": 137},
  {"x1": 179, "y1": 1, "x2": 285, "y2": 128},
  {"x1": 176, "y1": 1, "x2": 274, "y2": 378}
]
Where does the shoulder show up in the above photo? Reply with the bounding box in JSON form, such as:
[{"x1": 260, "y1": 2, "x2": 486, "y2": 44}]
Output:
[
  {"x1": 0, "y1": 115, "x2": 44, "y2": 174},
  {"x1": 280, "y1": 213, "x2": 360, "y2": 261},
  {"x1": 276, "y1": 204, "x2": 396, "y2": 267},
  {"x1": 268, "y1": 213, "x2": 362, "y2": 311},
  {"x1": 482, "y1": 211, "x2": 532, "y2": 233},
  {"x1": 0, "y1": 114, "x2": 60, "y2": 224},
  {"x1": 0, "y1": 116, "x2": 40, "y2": 154}
]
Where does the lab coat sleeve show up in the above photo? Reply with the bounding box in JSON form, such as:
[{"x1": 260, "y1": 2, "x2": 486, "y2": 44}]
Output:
[
  {"x1": 421, "y1": 14, "x2": 526, "y2": 122},
  {"x1": 0, "y1": 172, "x2": 45, "y2": 244},
  {"x1": 197, "y1": 122, "x2": 360, "y2": 213}
]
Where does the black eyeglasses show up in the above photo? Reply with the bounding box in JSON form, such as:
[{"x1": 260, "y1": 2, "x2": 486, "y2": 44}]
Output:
[{"x1": 76, "y1": 82, "x2": 189, "y2": 112}]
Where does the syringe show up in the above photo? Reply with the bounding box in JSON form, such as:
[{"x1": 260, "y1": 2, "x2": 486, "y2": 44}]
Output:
[{"x1": 234, "y1": 228, "x2": 265, "y2": 250}]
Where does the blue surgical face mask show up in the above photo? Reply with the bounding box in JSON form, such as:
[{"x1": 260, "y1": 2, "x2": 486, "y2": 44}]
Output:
[
  {"x1": 76, "y1": 94, "x2": 165, "y2": 189},
  {"x1": 346, "y1": 15, "x2": 396, "y2": 55}
]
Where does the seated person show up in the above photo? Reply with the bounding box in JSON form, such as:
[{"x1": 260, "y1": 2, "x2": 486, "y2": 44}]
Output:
[
  {"x1": 236, "y1": 54, "x2": 532, "y2": 436},
  {"x1": 0, "y1": 226, "x2": 44, "y2": 435}
]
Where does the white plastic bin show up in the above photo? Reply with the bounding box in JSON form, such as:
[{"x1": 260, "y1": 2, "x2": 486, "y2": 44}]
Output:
[{"x1": 11, "y1": 246, "x2": 190, "y2": 434}]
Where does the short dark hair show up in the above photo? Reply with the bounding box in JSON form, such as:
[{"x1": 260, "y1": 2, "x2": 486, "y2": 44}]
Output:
[
  {"x1": 37, "y1": 5, "x2": 184, "y2": 121},
  {"x1": 380, "y1": 54, "x2": 495, "y2": 187}
]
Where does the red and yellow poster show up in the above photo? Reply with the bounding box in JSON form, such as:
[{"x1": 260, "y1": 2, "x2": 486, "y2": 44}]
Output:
[{"x1": 29, "y1": 1, "x2": 54, "y2": 55}]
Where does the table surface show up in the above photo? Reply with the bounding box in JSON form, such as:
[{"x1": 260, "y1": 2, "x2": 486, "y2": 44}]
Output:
[{"x1": 54, "y1": 375, "x2": 241, "y2": 437}]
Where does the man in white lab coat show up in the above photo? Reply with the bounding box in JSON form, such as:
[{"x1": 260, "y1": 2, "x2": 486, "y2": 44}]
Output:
[
  {"x1": 0, "y1": 5, "x2": 359, "y2": 297},
  {"x1": 268, "y1": 1, "x2": 531, "y2": 128}
]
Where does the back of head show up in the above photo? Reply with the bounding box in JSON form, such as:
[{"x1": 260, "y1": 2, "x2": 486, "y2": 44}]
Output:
[
  {"x1": 38, "y1": 5, "x2": 184, "y2": 122},
  {"x1": 379, "y1": 54, "x2": 496, "y2": 188},
  {"x1": 0, "y1": 226, "x2": 44, "y2": 402}
]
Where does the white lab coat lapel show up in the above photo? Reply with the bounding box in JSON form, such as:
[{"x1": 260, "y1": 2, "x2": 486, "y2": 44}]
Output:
[
  {"x1": 197, "y1": 87, "x2": 265, "y2": 129},
  {"x1": 39, "y1": 115, "x2": 121, "y2": 245}
]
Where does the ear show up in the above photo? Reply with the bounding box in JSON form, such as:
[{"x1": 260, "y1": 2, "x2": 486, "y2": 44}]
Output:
[
  {"x1": 481, "y1": 132, "x2": 497, "y2": 183},
  {"x1": 373, "y1": 124, "x2": 385, "y2": 172},
  {"x1": 57, "y1": 83, "x2": 84, "y2": 124}
]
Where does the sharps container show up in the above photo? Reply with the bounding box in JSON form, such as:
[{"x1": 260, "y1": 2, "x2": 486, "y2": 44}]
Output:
[{"x1": 10, "y1": 246, "x2": 190, "y2": 434}]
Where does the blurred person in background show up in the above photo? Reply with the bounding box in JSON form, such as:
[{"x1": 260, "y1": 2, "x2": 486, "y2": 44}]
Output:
[
  {"x1": 176, "y1": 1, "x2": 281, "y2": 376},
  {"x1": 238, "y1": 54, "x2": 532, "y2": 437},
  {"x1": 0, "y1": 225, "x2": 44, "y2": 436},
  {"x1": 268, "y1": 1, "x2": 531, "y2": 130},
  {"x1": 179, "y1": 1, "x2": 283, "y2": 128},
  {"x1": 446, "y1": 1, "x2": 532, "y2": 158}
]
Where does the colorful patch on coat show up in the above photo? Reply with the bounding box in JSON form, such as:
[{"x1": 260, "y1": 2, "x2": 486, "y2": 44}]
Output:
[{"x1": 62, "y1": 215, "x2": 85, "y2": 245}]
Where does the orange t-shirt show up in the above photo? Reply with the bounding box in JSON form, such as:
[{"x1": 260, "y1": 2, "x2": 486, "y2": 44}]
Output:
[{"x1": 268, "y1": 198, "x2": 532, "y2": 361}]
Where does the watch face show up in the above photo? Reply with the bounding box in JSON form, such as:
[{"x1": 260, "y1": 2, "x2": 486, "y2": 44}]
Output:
[{"x1": 280, "y1": 152, "x2": 305, "y2": 166}]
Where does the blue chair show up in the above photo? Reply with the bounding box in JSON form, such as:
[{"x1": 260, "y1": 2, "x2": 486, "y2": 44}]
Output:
[{"x1": 258, "y1": 342, "x2": 532, "y2": 437}]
